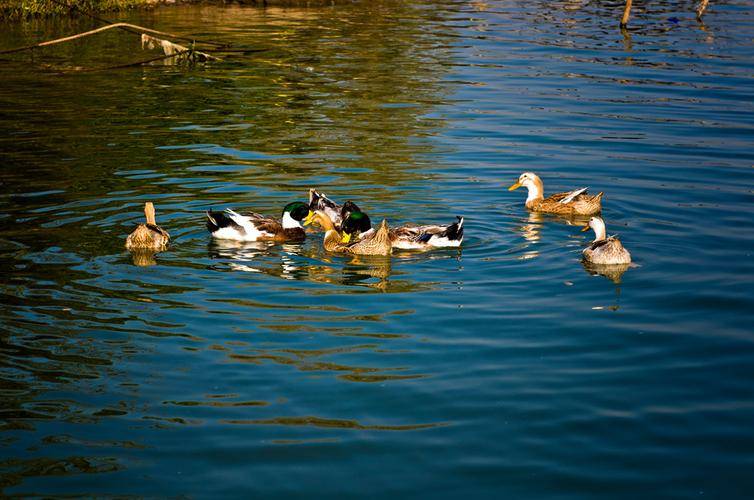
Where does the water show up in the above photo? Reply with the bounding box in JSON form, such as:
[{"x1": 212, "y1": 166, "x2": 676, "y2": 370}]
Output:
[{"x1": 2, "y1": 1, "x2": 754, "y2": 497}]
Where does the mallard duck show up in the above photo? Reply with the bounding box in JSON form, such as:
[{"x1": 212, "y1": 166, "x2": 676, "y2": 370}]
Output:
[
  {"x1": 508, "y1": 172, "x2": 602, "y2": 216},
  {"x1": 304, "y1": 210, "x2": 392, "y2": 256},
  {"x1": 581, "y1": 216, "x2": 631, "y2": 265},
  {"x1": 126, "y1": 202, "x2": 170, "y2": 250},
  {"x1": 341, "y1": 208, "x2": 464, "y2": 250},
  {"x1": 206, "y1": 201, "x2": 309, "y2": 242},
  {"x1": 308, "y1": 189, "x2": 366, "y2": 231}
]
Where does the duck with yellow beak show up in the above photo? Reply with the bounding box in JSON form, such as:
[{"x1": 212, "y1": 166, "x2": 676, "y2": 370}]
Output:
[
  {"x1": 580, "y1": 216, "x2": 631, "y2": 265},
  {"x1": 304, "y1": 210, "x2": 392, "y2": 256},
  {"x1": 508, "y1": 172, "x2": 603, "y2": 216}
]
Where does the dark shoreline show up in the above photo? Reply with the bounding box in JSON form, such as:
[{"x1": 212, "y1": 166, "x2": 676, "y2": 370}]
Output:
[{"x1": 0, "y1": 0, "x2": 348, "y2": 21}]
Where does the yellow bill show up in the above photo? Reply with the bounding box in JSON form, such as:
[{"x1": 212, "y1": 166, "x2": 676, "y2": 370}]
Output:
[
  {"x1": 508, "y1": 182, "x2": 522, "y2": 191},
  {"x1": 581, "y1": 225, "x2": 590, "y2": 232},
  {"x1": 340, "y1": 232, "x2": 352, "y2": 244},
  {"x1": 303, "y1": 211, "x2": 315, "y2": 226}
]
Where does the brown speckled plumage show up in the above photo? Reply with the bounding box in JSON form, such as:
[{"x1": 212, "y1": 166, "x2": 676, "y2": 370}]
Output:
[
  {"x1": 125, "y1": 202, "x2": 169, "y2": 250},
  {"x1": 581, "y1": 217, "x2": 631, "y2": 265},
  {"x1": 510, "y1": 172, "x2": 602, "y2": 216},
  {"x1": 308, "y1": 211, "x2": 392, "y2": 256}
]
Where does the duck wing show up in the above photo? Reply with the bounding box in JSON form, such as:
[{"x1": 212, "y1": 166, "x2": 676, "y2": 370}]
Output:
[
  {"x1": 588, "y1": 235, "x2": 618, "y2": 251},
  {"x1": 558, "y1": 187, "x2": 589, "y2": 204},
  {"x1": 392, "y1": 216, "x2": 464, "y2": 248},
  {"x1": 206, "y1": 209, "x2": 277, "y2": 240}
]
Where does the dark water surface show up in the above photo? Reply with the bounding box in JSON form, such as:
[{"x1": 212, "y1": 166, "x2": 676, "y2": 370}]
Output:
[{"x1": 2, "y1": 0, "x2": 754, "y2": 497}]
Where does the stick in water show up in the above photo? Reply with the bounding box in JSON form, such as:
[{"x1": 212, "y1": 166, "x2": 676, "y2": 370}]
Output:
[{"x1": 620, "y1": 0, "x2": 632, "y2": 28}]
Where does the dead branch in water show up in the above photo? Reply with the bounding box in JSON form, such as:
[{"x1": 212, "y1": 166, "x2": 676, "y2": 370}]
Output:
[
  {"x1": 697, "y1": 0, "x2": 710, "y2": 20},
  {"x1": 0, "y1": 22, "x2": 224, "y2": 55},
  {"x1": 620, "y1": 0, "x2": 632, "y2": 28},
  {"x1": 45, "y1": 0, "x2": 229, "y2": 47},
  {"x1": 619, "y1": 0, "x2": 713, "y2": 28}
]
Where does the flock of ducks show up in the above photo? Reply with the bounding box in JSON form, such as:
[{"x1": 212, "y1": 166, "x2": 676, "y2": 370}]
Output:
[{"x1": 126, "y1": 172, "x2": 631, "y2": 267}]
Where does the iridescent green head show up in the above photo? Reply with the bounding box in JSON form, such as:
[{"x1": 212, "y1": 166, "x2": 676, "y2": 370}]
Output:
[
  {"x1": 341, "y1": 210, "x2": 372, "y2": 236},
  {"x1": 283, "y1": 201, "x2": 310, "y2": 222}
]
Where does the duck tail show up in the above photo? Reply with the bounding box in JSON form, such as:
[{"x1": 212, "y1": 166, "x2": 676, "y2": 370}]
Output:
[
  {"x1": 308, "y1": 188, "x2": 320, "y2": 208},
  {"x1": 442, "y1": 216, "x2": 464, "y2": 241},
  {"x1": 417, "y1": 216, "x2": 464, "y2": 246},
  {"x1": 206, "y1": 209, "x2": 240, "y2": 234},
  {"x1": 375, "y1": 219, "x2": 390, "y2": 240}
]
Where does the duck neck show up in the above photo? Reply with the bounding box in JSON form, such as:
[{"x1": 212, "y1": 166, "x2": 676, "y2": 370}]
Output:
[
  {"x1": 591, "y1": 220, "x2": 607, "y2": 241},
  {"x1": 282, "y1": 211, "x2": 302, "y2": 229},
  {"x1": 524, "y1": 178, "x2": 544, "y2": 205},
  {"x1": 323, "y1": 230, "x2": 342, "y2": 251},
  {"x1": 144, "y1": 202, "x2": 156, "y2": 225},
  {"x1": 315, "y1": 212, "x2": 336, "y2": 232}
]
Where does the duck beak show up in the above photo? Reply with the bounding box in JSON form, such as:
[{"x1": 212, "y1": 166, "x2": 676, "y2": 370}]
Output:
[
  {"x1": 303, "y1": 211, "x2": 315, "y2": 226},
  {"x1": 508, "y1": 182, "x2": 522, "y2": 191},
  {"x1": 581, "y1": 225, "x2": 590, "y2": 232},
  {"x1": 340, "y1": 232, "x2": 352, "y2": 244}
]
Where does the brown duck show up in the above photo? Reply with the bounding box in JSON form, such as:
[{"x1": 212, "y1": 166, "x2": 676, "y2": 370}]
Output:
[
  {"x1": 508, "y1": 172, "x2": 602, "y2": 216},
  {"x1": 304, "y1": 210, "x2": 392, "y2": 256},
  {"x1": 125, "y1": 202, "x2": 170, "y2": 250},
  {"x1": 581, "y1": 216, "x2": 632, "y2": 265}
]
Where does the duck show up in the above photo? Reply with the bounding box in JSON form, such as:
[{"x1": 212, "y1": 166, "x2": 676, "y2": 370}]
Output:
[
  {"x1": 126, "y1": 202, "x2": 170, "y2": 250},
  {"x1": 508, "y1": 172, "x2": 602, "y2": 216},
  {"x1": 308, "y1": 189, "x2": 367, "y2": 231},
  {"x1": 341, "y1": 208, "x2": 464, "y2": 250},
  {"x1": 304, "y1": 210, "x2": 392, "y2": 256},
  {"x1": 309, "y1": 188, "x2": 464, "y2": 250},
  {"x1": 206, "y1": 201, "x2": 309, "y2": 242},
  {"x1": 581, "y1": 216, "x2": 631, "y2": 265}
]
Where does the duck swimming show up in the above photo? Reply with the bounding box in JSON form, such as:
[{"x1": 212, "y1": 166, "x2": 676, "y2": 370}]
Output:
[
  {"x1": 508, "y1": 172, "x2": 602, "y2": 216},
  {"x1": 581, "y1": 216, "x2": 631, "y2": 265},
  {"x1": 206, "y1": 201, "x2": 309, "y2": 242},
  {"x1": 308, "y1": 189, "x2": 367, "y2": 231},
  {"x1": 304, "y1": 210, "x2": 392, "y2": 256},
  {"x1": 341, "y1": 208, "x2": 464, "y2": 250},
  {"x1": 126, "y1": 202, "x2": 170, "y2": 250}
]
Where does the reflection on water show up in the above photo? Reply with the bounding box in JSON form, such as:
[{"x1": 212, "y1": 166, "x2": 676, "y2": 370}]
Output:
[
  {"x1": 2, "y1": 0, "x2": 754, "y2": 498},
  {"x1": 520, "y1": 211, "x2": 545, "y2": 243},
  {"x1": 581, "y1": 260, "x2": 631, "y2": 285},
  {"x1": 128, "y1": 248, "x2": 164, "y2": 266}
]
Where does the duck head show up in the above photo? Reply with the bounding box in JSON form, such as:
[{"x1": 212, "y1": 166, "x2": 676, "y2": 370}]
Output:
[
  {"x1": 282, "y1": 201, "x2": 310, "y2": 229},
  {"x1": 508, "y1": 172, "x2": 544, "y2": 203},
  {"x1": 581, "y1": 216, "x2": 607, "y2": 241},
  {"x1": 340, "y1": 209, "x2": 373, "y2": 243}
]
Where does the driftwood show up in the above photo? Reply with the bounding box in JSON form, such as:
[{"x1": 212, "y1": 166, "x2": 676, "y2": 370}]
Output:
[
  {"x1": 620, "y1": 0, "x2": 632, "y2": 28},
  {"x1": 0, "y1": 22, "x2": 223, "y2": 56},
  {"x1": 620, "y1": 0, "x2": 712, "y2": 28},
  {"x1": 697, "y1": 0, "x2": 710, "y2": 20}
]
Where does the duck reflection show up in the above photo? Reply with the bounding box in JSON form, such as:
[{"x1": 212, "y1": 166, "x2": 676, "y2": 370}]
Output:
[
  {"x1": 581, "y1": 260, "x2": 630, "y2": 285},
  {"x1": 516, "y1": 211, "x2": 591, "y2": 243},
  {"x1": 128, "y1": 249, "x2": 161, "y2": 267},
  {"x1": 342, "y1": 255, "x2": 392, "y2": 290},
  {"x1": 208, "y1": 240, "x2": 307, "y2": 280},
  {"x1": 520, "y1": 211, "x2": 545, "y2": 243},
  {"x1": 208, "y1": 240, "x2": 437, "y2": 292}
]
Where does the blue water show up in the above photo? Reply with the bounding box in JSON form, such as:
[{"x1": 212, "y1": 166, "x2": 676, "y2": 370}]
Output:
[{"x1": 1, "y1": 1, "x2": 754, "y2": 497}]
